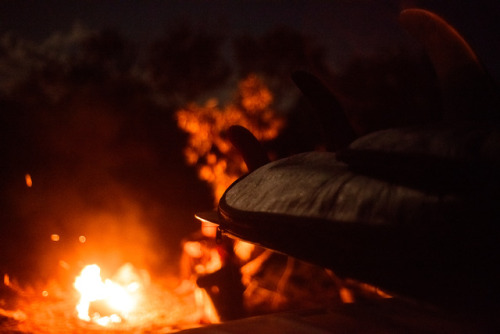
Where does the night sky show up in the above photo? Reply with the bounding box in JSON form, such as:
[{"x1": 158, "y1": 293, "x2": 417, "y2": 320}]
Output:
[
  {"x1": 0, "y1": 1, "x2": 499, "y2": 284},
  {"x1": 1, "y1": 1, "x2": 499, "y2": 76}
]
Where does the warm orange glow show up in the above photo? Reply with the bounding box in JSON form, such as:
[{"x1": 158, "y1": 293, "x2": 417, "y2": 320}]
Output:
[
  {"x1": 74, "y1": 264, "x2": 141, "y2": 326},
  {"x1": 239, "y1": 74, "x2": 273, "y2": 113},
  {"x1": 50, "y1": 234, "x2": 60, "y2": 242},
  {"x1": 176, "y1": 74, "x2": 284, "y2": 202},
  {"x1": 376, "y1": 289, "x2": 393, "y2": 299},
  {"x1": 184, "y1": 241, "x2": 203, "y2": 258},
  {"x1": 2, "y1": 260, "x2": 221, "y2": 331},
  {"x1": 3, "y1": 274, "x2": 9, "y2": 286},
  {"x1": 240, "y1": 249, "x2": 273, "y2": 286},
  {"x1": 58, "y1": 260, "x2": 70, "y2": 270},
  {"x1": 194, "y1": 287, "x2": 219, "y2": 323},
  {"x1": 204, "y1": 249, "x2": 222, "y2": 274},
  {"x1": 233, "y1": 240, "x2": 255, "y2": 262},
  {"x1": 339, "y1": 287, "x2": 355, "y2": 303},
  {"x1": 201, "y1": 221, "x2": 218, "y2": 238},
  {"x1": 25, "y1": 173, "x2": 32, "y2": 187},
  {"x1": 79, "y1": 235, "x2": 86, "y2": 243},
  {"x1": 359, "y1": 282, "x2": 392, "y2": 299},
  {"x1": 183, "y1": 241, "x2": 223, "y2": 275}
]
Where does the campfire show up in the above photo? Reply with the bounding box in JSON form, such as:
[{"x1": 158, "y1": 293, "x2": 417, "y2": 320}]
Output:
[
  {"x1": 0, "y1": 73, "x2": 285, "y2": 332},
  {"x1": 0, "y1": 72, "x2": 391, "y2": 333},
  {"x1": 1, "y1": 244, "x2": 220, "y2": 332}
]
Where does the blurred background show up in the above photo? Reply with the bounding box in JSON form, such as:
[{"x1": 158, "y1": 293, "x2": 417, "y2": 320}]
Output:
[{"x1": 0, "y1": 0, "x2": 498, "y2": 286}]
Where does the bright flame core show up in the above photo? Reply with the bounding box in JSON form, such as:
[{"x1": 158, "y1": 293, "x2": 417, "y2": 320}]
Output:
[{"x1": 74, "y1": 264, "x2": 140, "y2": 326}]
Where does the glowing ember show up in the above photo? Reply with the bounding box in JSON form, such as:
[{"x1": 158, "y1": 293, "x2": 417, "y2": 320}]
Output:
[
  {"x1": 25, "y1": 173, "x2": 32, "y2": 187},
  {"x1": 73, "y1": 264, "x2": 140, "y2": 326},
  {"x1": 50, "y1": 234, "x2": 60, "y2": 242},
  {"x1": 3, "y1": 273, "x2": 10, "y2": 286}
]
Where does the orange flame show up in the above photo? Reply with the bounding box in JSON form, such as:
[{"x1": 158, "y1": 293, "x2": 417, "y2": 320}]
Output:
[
  {"x1": 25, "y1": 173, "x2": 32, "y2": 187},
  {"x1": 176, "y1": 74, "x2": 284, "y2": 202},
  {"x1": 3, "y1": 273, "x2": 10, "y2": 286},
  {"x1": 73, "y1": 264, "x2": 141, "y2": 326}
]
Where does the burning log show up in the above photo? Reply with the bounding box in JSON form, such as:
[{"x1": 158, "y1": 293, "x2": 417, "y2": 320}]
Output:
[{"x1": 200, "y1": 8, "x2": 500, "y2": 323}]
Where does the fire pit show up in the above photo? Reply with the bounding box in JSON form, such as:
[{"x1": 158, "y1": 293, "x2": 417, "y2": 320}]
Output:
[
  {"x1": 1, "y1": 5, "x2": 498, "y2": 334},
  {"x1": 1, "y1": 261, "x2": 220, "y2": 332}
]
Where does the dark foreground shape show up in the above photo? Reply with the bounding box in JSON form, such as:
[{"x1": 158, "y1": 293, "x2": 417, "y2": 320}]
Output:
[
  {"x1": 195, "y1": 8, "x2": 500, "y2": 333},
  {"x1": 180, "y1": 300, "x2": 493, "y2": 334}
]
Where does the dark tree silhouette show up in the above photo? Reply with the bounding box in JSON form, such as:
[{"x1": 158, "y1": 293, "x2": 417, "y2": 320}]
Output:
[{"x1": 147, "y1": 25, "x2": 232, "y2": 104}]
